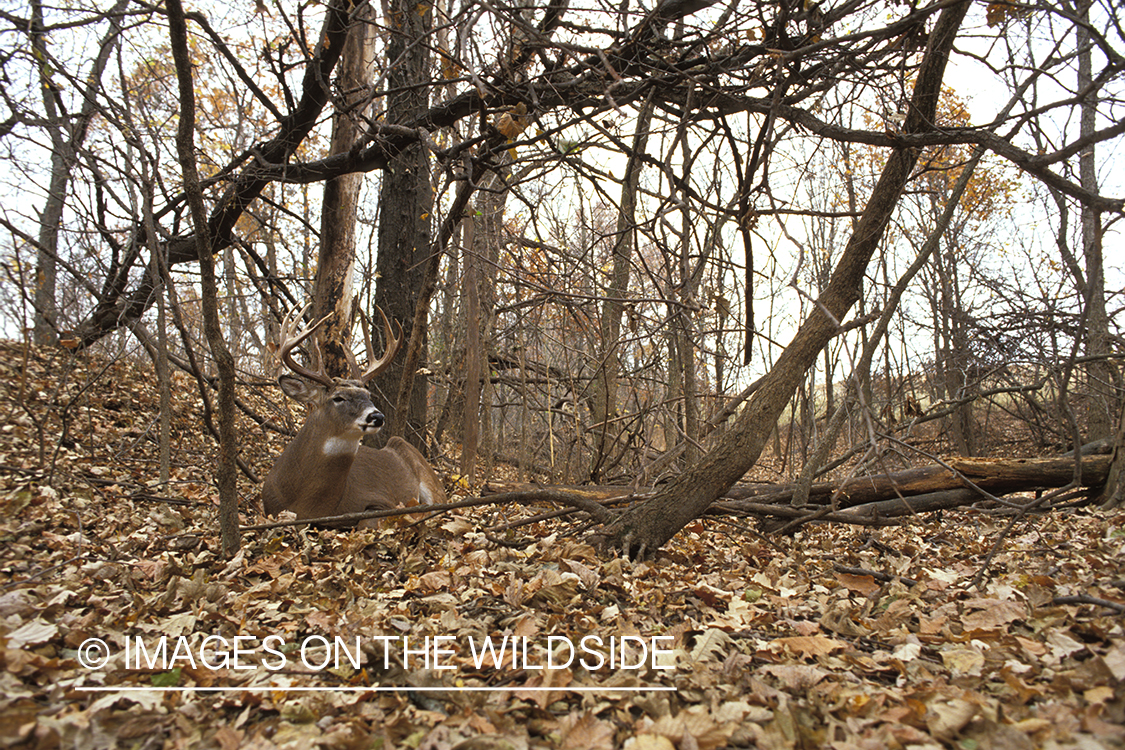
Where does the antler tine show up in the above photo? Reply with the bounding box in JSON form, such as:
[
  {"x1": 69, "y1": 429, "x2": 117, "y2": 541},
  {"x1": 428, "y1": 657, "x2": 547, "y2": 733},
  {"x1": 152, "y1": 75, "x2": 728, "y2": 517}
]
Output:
[
  {"x1": 278, "y1": 303, "x2": 333, "y2": 386},
  {"x1": 356, "y1": 306, "x2": 404, "y2": 384}
]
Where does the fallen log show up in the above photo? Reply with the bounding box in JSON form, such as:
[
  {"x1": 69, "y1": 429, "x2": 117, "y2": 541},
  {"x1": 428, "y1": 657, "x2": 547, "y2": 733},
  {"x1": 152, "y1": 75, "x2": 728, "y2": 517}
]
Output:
[
  {"x1": 481, "y1": 454, "x2": 1111, "y2": 528},
  {"x1": 721, "y1": 455, "x2": 1111, "y2": 510}
]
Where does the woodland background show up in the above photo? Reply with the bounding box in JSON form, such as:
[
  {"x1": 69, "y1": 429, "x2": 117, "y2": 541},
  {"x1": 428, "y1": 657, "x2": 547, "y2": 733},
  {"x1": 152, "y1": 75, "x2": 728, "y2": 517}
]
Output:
[
  {"x1": 1, "y1": 0, "x2": 1125, "y2": 745},
  {"x1": 1, "y1": 0, "x2": 1123, "y2": 540}
]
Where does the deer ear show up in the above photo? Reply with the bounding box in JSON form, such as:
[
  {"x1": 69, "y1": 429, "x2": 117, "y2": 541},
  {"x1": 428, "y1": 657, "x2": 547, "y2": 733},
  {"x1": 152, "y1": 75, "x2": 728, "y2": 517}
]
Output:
[{"x1": 279, "y1": 373, "x2": 324, "y2": 403}]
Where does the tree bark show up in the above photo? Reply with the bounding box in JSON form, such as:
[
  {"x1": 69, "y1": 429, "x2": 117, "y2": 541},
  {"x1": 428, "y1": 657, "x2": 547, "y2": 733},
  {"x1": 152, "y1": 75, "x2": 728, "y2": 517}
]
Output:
[
  {"x1": 935, "y1": 230, "x2": 976, "y2": 456},
  {"x1": 590, "y1": 0, "x2": 972, "y2": 557},
  {"x1": 1101, "y1": 406, "x2": 1125, "y2": 508}
]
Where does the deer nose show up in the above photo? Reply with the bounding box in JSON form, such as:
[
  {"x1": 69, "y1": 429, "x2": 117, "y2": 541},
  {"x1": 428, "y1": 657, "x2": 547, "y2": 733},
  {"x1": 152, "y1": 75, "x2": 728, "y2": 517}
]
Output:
[{"x1": 366, "y1": 411, "x2": 385, "y2": 429}]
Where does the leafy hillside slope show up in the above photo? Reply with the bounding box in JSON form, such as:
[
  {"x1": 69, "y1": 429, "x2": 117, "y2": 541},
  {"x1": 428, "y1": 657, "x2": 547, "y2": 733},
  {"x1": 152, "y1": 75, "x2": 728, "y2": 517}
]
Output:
[{"x1": 1, "y1": 340, "x2": 1123, "y2": 749}]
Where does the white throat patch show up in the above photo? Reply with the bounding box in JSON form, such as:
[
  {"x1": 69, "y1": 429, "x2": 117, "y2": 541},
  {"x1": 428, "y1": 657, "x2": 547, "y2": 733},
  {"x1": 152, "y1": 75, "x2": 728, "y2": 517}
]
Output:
[{"x1": 323, "y1": 436, "x2": 361, "y2": 457}]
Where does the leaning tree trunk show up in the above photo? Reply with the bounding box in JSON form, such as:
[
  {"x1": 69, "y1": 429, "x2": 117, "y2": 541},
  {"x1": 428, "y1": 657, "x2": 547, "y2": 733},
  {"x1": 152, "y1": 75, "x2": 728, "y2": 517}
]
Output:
[{"x1": 590, "y1": 0, "x2": 972, "y2": 558}]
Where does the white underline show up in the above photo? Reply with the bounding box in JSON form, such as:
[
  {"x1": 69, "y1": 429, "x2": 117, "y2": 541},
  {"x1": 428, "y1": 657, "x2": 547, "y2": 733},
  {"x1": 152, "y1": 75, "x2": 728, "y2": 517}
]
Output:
[{"x1": 76, "y1": 686, "x2": 677, "y2": 693}]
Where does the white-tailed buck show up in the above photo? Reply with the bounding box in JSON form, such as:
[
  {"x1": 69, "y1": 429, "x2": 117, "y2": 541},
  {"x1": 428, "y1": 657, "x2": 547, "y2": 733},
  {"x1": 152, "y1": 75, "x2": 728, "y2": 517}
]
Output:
[{"x1": 261, "y1": 304, "x2": 446, "y2": 525}]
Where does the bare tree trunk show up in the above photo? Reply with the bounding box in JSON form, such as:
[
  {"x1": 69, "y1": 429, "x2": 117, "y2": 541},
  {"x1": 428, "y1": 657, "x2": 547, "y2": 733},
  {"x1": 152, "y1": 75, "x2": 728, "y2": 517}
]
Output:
[
  {"x1": 157, "y1": 290, "x2": 171, "y2": 485},
  {"x1": 462, "y1": 216, "x2": 480, "y2": 483},
  {"x1": 934, "y1": 231, "x2": 975, "y2": 456},
  {"x1": 166, "y1": 0, "x2": 240, "y2": 556},
  {"x1": 1070, "y1": 0, "x2": 1122, "y2": 505},
  {"x1": 591, "y1": 0, "x2": 971, "y2": 556},
  {"x1": 590, "y1": 97, "x2": 653, "y2": 481},
  {"x1": 314, "y1": 4, "x2": 374, "y2": 377},
  {"x1": 1075, "y1": 0, "x2": 1116, "y2": 441},
  {"x1": 467, "y1": 159, "x2": 509, "y2": 479},
  {"x1": 388, "y1": 156, "x2": 486, "y2": 455},
  {"x1": 374, "y1": 0, "x2": 433, "y2": 447},
  {"x1": 664, "y1": 304, "x2": 683, "y2": 469},
  {"x1": 260, "y1": 188, "x2": 280, "y2": 368},
  {"x1": 677, "y1": 308, "x2": 700, "y2": 467},
  {"x1": 138, "y1": 148, "x2": 173, "y2": 486}
]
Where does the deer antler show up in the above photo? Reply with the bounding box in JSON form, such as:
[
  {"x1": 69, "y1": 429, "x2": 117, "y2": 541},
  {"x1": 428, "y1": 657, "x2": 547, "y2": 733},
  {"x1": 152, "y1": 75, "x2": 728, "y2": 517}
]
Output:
[
  {"x1": 280, "y1": 302, "x2": 403, "y2": 385},
  {"x1": 353, "y1": 306, "x2": 403, "y2": 384},
  {"x1": 278, "y1": 303, "x2": 333, "y2": 386}
]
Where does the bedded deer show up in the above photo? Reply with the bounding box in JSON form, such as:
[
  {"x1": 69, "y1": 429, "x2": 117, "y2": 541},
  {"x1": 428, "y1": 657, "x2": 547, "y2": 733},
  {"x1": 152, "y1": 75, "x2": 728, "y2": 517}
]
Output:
[{"x1": 261, "y1": 304, "x2": 446, "y2": 526}]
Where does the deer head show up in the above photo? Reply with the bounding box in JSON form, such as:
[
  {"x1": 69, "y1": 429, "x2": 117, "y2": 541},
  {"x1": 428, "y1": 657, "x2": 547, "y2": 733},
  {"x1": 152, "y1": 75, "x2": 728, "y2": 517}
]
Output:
[{"x1": 261, "y1": 304, "x2": 446, "y2": 525}]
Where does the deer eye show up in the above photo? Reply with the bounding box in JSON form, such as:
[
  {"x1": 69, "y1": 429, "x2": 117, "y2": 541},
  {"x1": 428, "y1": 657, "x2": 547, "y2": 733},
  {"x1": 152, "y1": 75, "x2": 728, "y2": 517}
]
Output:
[{"x1": 331, "y1": 395, "x2": 347, "y2": 404}]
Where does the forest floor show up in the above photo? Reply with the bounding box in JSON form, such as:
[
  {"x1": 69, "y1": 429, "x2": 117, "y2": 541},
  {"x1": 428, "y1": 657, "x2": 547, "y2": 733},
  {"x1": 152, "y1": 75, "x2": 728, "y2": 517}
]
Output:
[{"x1": 1, "y1": 339, "x2": 1124, "y2": 749}]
